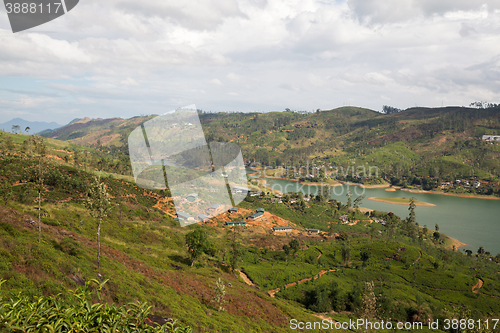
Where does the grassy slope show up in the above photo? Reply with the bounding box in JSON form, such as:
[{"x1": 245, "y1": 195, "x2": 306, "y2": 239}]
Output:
[
  {"x1": 2, "y1": 131, "x2": 500, "y2": 332},
  {"x1": 0, "y1": 134, "x2": 322, "y2": 332}
]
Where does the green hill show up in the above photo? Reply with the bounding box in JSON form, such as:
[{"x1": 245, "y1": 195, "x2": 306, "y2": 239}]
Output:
[
  {"x1": 1, "y1": 131, "x2": 500, "y2": 332},
  {"x1": 41, "y1": 106, "x2": 500, "y2": 196}
]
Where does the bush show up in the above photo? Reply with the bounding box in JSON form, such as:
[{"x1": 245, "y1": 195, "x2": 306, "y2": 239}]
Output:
[{"x1": 0, "y1": 279, "x2": 193, "y2": 333}]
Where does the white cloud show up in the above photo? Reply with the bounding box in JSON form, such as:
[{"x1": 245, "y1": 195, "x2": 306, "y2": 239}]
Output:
[{"x1": 0, "y1": 0, "x2": 500, "y2": 124}]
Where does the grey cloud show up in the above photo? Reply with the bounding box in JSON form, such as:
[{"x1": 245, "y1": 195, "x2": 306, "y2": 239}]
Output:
[
  {"x1": 116, "y1": 0, "x2": 246, "y2": 31},
  {"x1": 348, "y1": 0, "x2": 500, "y2": 24},
  {"x1": 0, "y1": 88, "x2": 61, "y2": 98},
  {"x1": 459, "y1": 23, "x2": 477, "y2": 37}
]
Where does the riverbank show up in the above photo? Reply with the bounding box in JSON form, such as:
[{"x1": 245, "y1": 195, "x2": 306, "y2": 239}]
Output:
[
  {"x1": 401, "y1": 188, "x2": 500, "y2": 200},
  {"x1": 368, "y1": 197, "x2": 436, "y2": 207},
  {"x1": 444, "y1": 236, "x2": 467, "y2": 251},
  {"x1": 251, "y1": 170, "x2": 343, "y2": 187},
  {"x1": 339, "y1": 181, "x2": 390, "y2": 188}
]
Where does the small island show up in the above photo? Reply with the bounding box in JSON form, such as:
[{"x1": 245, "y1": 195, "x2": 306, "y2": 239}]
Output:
[{"x1": 368, "y1": 197, "x2": 436, "y2": 207}]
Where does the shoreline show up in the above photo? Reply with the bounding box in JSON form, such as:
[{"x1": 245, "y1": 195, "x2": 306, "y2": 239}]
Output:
[
  {"x1": 367, "y1": 197, "x2": 436, "y2": 207},
  {"x1": 250, "y1": 171, "x2": 343, "y2": 187},
  {"x1": 401, "y1": 188, "x2": 500, "y2": 200},
  {"x1": 445, "y1": 236, "x2": 467, "y2": 251},
  {"x1": 339, "y1": 181, "x2": 390, "y2": 188}
]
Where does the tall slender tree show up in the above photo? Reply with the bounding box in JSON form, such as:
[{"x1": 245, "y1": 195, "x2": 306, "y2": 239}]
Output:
[
  {"x1": 85, "y1": 176, "x2": 112, "y2": 268},
  {"x1": 346, "y1": 188, "x2": 352, "y2": 208},
  {"x1": 29, "y1": 135, "x2": 47, "y2": 243},
  {"x1": 408, "y1": 197, "x2": 416, "y2": 224}
]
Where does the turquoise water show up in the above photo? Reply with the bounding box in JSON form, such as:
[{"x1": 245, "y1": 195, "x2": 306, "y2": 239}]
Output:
[{"x1": 259, "y1": 176, "x2": 500, "y2": 255}]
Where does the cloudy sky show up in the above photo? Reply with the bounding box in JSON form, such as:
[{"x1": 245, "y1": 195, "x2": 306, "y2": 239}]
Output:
[{"x1": 1, "y1": 0, "x2": 500, "y2": 125}]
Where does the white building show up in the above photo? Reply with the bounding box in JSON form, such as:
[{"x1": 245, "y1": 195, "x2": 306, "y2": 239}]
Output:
[{"x1": 482, "y1": 135, "x2": 500, "y2": 142}]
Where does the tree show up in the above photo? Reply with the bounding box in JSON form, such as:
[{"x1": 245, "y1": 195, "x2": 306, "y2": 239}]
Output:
[
  {"x1": 433, "y1": 231, "x2": 440, "y2": 243},
  {"x1": 84, "y1": 176, "x2": 112, "y2": 268},
  {"x1": 24, "y1": 126, "x2": 30, "y2": 134},
  {"x1": 408, "y1": 197, "x2": 416, "y2": 224},
  {"x1": 477, "y1": 246, "x2": 485, "y2": 256},
  {"x1": 0, "y1": 180, "x2": 13, "y2": 206},
  {"x1": 185, "y1": 227, "x2": 208, "y2": 266},
  {"x1": 11, "y1": 125, "x2": 20, "y2": 133},
  {"x1": 341, "y1": 240, "x2": 351, "y2": 265},
  {"x1": 435, "y1": 223, "x2": 439, "y2": 232},
  {"x1": 359, "y1": 282, "x2": 378, "y2": 328},
  {"x1": 353, "y1": 195, "x2": 365, "y2": 209},
  {"x1": 346, "y1": 188, "x2": 352, "y2": 207},
  {"x1": 229, "y1": 229, "x2": 241, "y2": 272},
  {"x1": 289, "y1": 239, "x2": 299, "y2": 254},
  {"x1": 29, "y1": 135, "x2": 47, "y2": 243},
  {"x1": 282, "y1": 244, "x2": 291, "y2": 256},
  {"x1": 360, "y1": 251, "x2": 371, "y2": 267},
  {"x1": 212, "y1": 277, "x2": 226, "y2": 312}
]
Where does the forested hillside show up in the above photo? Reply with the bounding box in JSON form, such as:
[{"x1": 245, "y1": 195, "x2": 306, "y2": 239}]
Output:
[{"x1": 42, "y1": 106, "x2": 500, "y2": 196}]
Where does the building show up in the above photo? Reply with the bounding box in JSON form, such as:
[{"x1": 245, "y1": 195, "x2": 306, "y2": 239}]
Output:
[
  {"x1": 307, "y1": 229, "x2": 320, "y2": 234},
  {"x1": 473, "y1": 181, "x2": 481, "y2": 188},
  {"x1": 232, "y1": 186, "x2": 248, "y2": 194},
  {"x1": 177, "y1": 212, "x2": 191, "y2": 220},
  {"x1": 273, "y1": 226, "x2": 292, "y2": 232},
  {"x1": 228, "y1": 207, "x2": 239, "y2": 213},
  {"x1": 256, "y1": 208, "x2": 265, "y2": 213},
  {"x1": 197, "y1": 214, "x2": 211, "y2": 222},
  {"x1": 226, "y1": 221, "x2": 247, "y2": 226},
  {"x1": 186, "y1": 193, "x2": 198, "y2": 202},
  {"x1": 482, "y1": 135, "x2": 500, "y2": 142},
  {"x1": 207, "y1": 203, "x2": 221, "y2": 211},
  {"x1": 248, "y1": 212, "x2": 264, "y2": 220}
]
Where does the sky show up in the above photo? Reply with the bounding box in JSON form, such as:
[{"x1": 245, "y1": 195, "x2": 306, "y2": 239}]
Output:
[{"x1": 1, "y1": 0, "x2": 500, "y2": 125}]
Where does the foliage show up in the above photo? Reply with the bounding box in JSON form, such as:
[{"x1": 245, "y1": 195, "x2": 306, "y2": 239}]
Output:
[
  {"x1": 84, "y1": 176, "x2": 112, "y2": 268},
  {"x1": 185, "y1": 227, "x2": 208, "y2": 266},
  {"x1": 211, "y1": 277, "x2": 226, "y2": 312},
  {"x1": 0, "y1": 279, "x2": 192, "y2": 332}
]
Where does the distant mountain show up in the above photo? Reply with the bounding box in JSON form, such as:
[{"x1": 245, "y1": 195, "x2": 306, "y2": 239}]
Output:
[
  {"x1": 0, "y1": 118, "x2": 63, "y2": 134},
  {"x1": 44, "y1": 116, "x2": 154, "y2": 147}
]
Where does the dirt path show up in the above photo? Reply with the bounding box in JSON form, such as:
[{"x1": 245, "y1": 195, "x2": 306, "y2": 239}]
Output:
[
  {"x1": 239, "y1": 270, "x2": 257, "y2": 288},
  {"x1": 472, "y1": 278, "x2": 484, "y2": 293},
  {"x1": 412, "y1": 251, "x2": 422, "y2": 265},
  {"x1": 317, "y1": 247, "x2": 323, "y2": 260},
  {"x1": 312, "y1": 313, "x2": 336, "y2": 323},
  {"x1": 268, "y1": 268, "x2": 338, "y2": 298}
]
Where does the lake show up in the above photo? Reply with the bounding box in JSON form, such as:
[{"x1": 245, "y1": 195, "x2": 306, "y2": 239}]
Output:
[{"x1": 258, "y1": 176, "x2": 500, "y2": 256}]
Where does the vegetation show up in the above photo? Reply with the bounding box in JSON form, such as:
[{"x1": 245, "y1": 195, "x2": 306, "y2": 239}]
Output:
[
  {"x1": 0, "y1": 279, "x2": 192, "y2": 332},
  {"x1": 1, "y1": 107, "x2": 500, "y2": 332},
  {"x1": 85, "y1": 176, "x2": 112, "y2": 268}
]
